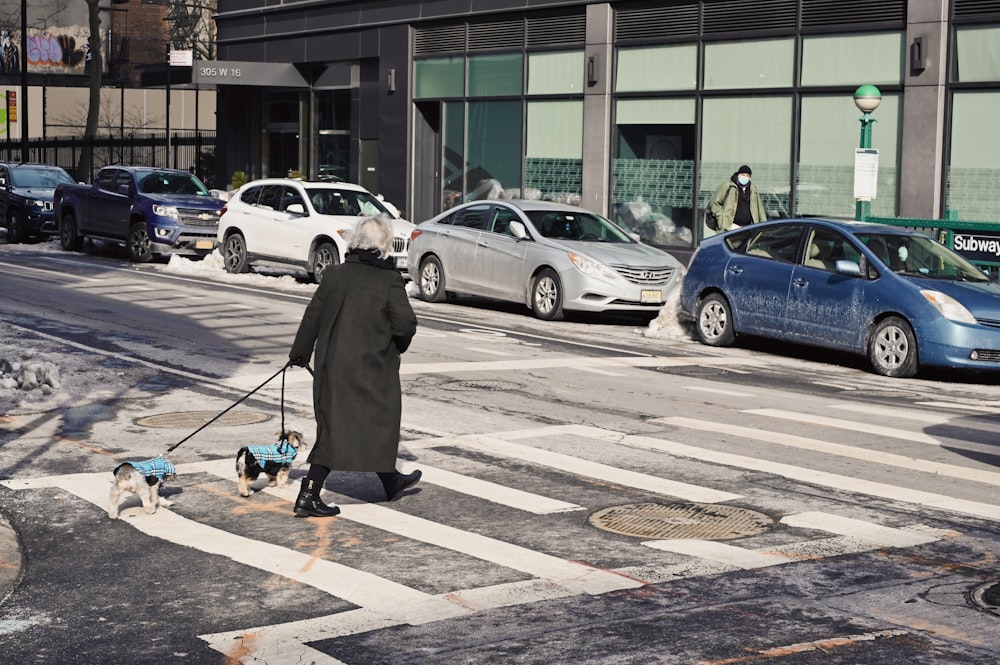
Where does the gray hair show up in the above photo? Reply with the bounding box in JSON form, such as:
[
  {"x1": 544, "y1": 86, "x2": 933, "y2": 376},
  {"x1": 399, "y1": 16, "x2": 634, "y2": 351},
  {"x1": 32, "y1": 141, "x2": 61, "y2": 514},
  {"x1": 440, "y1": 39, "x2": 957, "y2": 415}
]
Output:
[{"x1": 348, "y1": 215, "x2": 394, "y2": 258}]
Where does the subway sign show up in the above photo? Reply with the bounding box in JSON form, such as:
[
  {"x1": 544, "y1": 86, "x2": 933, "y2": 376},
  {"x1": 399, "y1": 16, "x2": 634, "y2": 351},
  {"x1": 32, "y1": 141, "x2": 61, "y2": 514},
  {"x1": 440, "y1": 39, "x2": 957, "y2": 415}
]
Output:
[{"x1": 953, "y1": 232, "x2": 1000, "y2": 264}]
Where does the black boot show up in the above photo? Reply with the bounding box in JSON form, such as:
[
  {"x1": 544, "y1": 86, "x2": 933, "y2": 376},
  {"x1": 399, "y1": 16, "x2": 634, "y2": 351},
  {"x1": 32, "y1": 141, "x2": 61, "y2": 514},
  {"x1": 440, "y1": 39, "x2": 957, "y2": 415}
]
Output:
[
  {"x1": 294, "y1": 478, "x2": 341, "y2": 517},
  {"x1": 377, "y1": 469, "x2": 422, "y2": 501}
]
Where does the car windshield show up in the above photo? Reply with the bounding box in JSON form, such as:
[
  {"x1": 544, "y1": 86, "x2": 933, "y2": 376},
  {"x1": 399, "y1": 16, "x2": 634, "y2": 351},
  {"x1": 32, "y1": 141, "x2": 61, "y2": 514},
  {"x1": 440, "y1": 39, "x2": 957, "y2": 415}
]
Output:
[
  {"x1": 856, "y1": 232, "x2": 990, "y2": 282},
  {"x1": 10, "y1": 166, "x2": 74, "y2": 188},
  {"x1": 305, "y1": 188, "x2": 389, "y2": 217},
  {"x1": 134, "y1": 169, "x2": 209, "y2": 196},
  {"x1": 525, "y1": 210, "x2": 633, "y2": 243}
]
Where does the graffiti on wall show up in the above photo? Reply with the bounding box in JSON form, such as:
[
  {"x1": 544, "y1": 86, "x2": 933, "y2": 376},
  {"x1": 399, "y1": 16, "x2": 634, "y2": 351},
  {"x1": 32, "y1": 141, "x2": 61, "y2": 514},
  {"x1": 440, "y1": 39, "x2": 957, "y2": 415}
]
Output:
[{"x1": 0, "y1": 27, "x2": 102, "y2": 75}]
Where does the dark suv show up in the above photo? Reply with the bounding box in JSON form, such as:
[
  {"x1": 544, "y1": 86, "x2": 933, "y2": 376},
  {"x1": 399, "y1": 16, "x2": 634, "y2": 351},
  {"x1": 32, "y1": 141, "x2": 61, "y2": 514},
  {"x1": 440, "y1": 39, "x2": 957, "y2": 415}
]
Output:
[{"x1": 0, "y1": 162, "x2": 76, "y2": 243}]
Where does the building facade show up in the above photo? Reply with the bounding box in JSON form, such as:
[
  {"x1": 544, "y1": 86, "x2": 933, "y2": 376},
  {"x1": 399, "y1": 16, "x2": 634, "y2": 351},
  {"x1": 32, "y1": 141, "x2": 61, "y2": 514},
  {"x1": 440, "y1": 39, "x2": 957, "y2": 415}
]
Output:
[{"x1": 213, "y1": 0, "x2": 1000, "y2": 255}]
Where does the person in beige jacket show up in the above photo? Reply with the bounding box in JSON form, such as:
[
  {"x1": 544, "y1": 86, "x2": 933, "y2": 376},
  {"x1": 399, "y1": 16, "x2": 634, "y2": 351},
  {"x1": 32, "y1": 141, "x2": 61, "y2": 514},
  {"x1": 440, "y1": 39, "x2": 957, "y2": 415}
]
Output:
[{"x1": 709, "y1": 164, "x2": 767, "y2": 231}]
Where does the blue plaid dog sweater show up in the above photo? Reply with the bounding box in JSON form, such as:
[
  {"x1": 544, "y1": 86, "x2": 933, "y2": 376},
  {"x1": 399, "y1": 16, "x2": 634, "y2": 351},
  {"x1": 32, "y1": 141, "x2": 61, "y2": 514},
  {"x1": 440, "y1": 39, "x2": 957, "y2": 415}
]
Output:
[
  {"x1": 240, "y1": 439, "x2": 300, "y2": 478},
  {"x1": 114, "y1": 457, "x2": 176, "y2": 486}
]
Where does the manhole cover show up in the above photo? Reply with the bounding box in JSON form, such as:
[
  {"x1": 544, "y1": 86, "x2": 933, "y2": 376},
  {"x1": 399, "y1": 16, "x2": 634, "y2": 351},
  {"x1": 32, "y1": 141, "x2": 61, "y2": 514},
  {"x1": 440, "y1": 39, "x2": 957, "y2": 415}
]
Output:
[
  {"x1": 588, "y1": 502, "x2": 774, "y2": 540},
  {"x1": 135, "y1": 411, "x2": 271, "y2": 429},
  {"x1": 441, "y1": 380, "x2": 524, "y2": 392},
  {"x1": 971, "y1": 581, "x2": 1000, "y2": 617}
]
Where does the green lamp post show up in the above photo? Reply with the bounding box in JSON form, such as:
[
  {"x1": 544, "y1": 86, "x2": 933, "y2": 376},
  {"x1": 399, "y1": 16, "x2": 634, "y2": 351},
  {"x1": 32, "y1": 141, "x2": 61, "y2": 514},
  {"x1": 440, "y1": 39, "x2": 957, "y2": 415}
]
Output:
[{"x1": 853, "y1": 84, "x2": 882, "y2": 221}]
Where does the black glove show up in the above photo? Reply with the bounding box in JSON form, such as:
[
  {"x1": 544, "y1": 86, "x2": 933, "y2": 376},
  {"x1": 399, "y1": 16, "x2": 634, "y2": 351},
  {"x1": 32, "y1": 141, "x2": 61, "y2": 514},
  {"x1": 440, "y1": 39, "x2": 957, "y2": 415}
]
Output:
[{"x1": 287, "y1": 357, "x2": 307, "y2": 368}]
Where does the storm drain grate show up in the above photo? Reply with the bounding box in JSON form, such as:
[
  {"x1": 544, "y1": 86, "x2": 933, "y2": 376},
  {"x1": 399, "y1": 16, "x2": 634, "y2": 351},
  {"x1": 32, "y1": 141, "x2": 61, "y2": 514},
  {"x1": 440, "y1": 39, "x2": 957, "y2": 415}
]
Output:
[
  {"x1": 135, "y1": 411, "x2": 271, "y2": 429},
  {"x1": 441, "y1": 380, "x2": 524, "y2": 392},
  {"x1": 588, "y1": 502, "x2": 775, "y2": 540}
]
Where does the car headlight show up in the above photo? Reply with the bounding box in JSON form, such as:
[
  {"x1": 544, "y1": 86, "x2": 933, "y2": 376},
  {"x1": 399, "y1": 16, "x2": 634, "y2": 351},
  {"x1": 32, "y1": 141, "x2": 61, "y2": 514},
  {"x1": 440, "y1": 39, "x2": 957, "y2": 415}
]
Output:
[
  {"x1": 921, "y1": 289, "x2": 976, "y2": 324},
  {"x1": 31, "y1": 199, "x2": 46, "y2": 208},
  {"x1": 152, "y1": 204, "x2": 180, "y2": 221},
  {"x1": 569, "y1": 252, "x2": 619, "y2": 281}
]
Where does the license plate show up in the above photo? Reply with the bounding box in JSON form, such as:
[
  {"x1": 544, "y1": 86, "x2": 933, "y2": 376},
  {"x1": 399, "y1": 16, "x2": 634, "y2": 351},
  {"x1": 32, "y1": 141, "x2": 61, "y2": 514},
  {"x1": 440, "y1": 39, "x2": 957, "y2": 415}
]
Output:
[
  {"x1": 195, "y1": 240, "x2": 214, "y2": 250},
  {"x1": 641, "y1": 289, "x2": 663, "y2": 304},
  {"x1": 396, "y1": 256, "x2": 408, "y2": 268}
]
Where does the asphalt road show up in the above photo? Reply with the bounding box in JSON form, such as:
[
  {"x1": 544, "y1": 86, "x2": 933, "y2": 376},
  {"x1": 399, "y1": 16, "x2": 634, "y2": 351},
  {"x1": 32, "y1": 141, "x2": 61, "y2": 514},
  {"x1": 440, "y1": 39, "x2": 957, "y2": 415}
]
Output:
[{"x1": 0, "y1": 239, "x2": 998, "y2": 664}]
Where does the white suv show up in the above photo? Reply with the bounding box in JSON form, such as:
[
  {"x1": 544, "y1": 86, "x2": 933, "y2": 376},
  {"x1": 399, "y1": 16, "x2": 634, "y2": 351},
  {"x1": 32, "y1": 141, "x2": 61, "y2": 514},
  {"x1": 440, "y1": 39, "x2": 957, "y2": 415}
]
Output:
[{"x1": 217, "y1": 179, "x2": 413, "y2": 283}]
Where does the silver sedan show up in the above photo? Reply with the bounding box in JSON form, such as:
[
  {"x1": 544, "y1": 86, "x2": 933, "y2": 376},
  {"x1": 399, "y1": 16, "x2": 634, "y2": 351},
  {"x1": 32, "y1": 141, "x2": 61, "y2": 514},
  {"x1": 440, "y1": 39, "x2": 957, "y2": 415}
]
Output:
[{"x1": 407, "y1": 200, "x2": 684, "y2": 320}]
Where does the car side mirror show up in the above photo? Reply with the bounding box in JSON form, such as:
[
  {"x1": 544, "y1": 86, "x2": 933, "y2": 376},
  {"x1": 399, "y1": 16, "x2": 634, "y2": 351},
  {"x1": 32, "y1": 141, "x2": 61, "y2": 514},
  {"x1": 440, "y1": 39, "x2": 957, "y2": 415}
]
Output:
[
  {"x1": 509, "y1": 221, "x2": 527, "y2": 239},
  {"x1": 286, "y1": 203, "x2": 306, "y2": 215},
  {"x1": 834, "y1": 259, "x2": 863, "y2": 277}
]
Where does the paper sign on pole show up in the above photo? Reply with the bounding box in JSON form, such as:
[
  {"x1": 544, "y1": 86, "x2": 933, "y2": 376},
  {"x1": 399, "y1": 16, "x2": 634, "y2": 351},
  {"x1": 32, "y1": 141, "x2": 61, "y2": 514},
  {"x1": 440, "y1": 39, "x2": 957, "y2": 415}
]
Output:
[
  {"x1": 853, "y1": 148, "x2": 878, "y2": 200},
  {"x1": 169, "y1": 49, "x2": 194, "y2": 67}
]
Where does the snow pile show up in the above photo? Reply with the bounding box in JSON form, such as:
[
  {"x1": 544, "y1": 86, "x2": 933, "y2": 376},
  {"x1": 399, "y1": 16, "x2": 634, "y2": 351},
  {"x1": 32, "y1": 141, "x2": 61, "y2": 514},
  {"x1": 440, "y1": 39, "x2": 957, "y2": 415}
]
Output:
[
  {"x1": 0, "y1": 347, "x2": 61, "y2": 395},
  {"x1": 643, "y1": 287, "x2": 692, "y2": 340}
]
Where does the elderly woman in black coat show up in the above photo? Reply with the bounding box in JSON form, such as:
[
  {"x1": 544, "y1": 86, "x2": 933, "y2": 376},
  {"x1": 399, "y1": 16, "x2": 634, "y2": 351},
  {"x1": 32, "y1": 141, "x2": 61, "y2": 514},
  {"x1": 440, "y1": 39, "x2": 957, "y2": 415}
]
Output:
[{"x1": 288, "y1": 215, "x2": 420, "y2": 517}]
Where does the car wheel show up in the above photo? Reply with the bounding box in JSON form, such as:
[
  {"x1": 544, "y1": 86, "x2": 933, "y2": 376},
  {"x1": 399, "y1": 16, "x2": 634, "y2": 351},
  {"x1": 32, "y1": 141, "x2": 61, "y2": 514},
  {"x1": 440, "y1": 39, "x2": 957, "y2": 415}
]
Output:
[
  {"x1": 127, "y1": 223, "x2": 153, "y2": 263},
  {"x1": 419, "y1": 256, "x2": 447, "y2": 303},
  {"x1": 311, "y1": 242, "x2": 340, "y2": 284},
  {"x1": 7, "y1": 210, "x2": 26, "y2": 244},
  {"x1": 59, "y1": 213, "x2": 82, "y2": 251},
  {"x1": 868, "y1": 316, "x2": 918, "y2": 378},
  {"x1": 222, "y1": 232, "x2": 250, "y2": 274},
  {"x1": 531, "y1": 268, "x2": 564, "y2": 321},
  {"x1": 694, "y1": 292, "x2": 736, "y2": 347}
]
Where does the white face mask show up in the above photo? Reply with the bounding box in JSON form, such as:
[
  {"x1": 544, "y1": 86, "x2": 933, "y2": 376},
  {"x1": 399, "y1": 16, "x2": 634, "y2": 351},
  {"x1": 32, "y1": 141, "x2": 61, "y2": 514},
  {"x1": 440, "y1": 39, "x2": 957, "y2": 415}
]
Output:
[{"x1": 737, "y1": 176, "x2": 750, "y2": 186}]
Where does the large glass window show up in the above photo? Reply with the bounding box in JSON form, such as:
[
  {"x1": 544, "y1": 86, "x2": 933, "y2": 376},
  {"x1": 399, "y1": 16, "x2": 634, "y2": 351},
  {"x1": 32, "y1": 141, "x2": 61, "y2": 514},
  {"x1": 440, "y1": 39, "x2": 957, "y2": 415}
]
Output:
[
  {"x1": 801, "y1": 33, "x2": 903, "y2": 86},
  {"x1": 616, "y1": 45, "x2": 697, "y2": 92},
  {"x1": 700, "y1": 96, "x2": 792, "y2": 222},
  {"x1": 467, "y1": 100, "x2": 522, "y2": 199},
  {"x1": 704, "y1": 39, "x2": 794, "y2": 89},
  {"x1": 315, "y1": 90, "x2": 351, "y2": 182},
  {"x1": 612, "y1": 99, "x2": 696, "y2": 247},
  {"x1": 468, "y1": 53, "x2": 523, "y2": 97},
  {"x1": 948, "y1": 92, "x2": 1000, "y2": 220},
  {"x1": 954, "y1": 26, "x2": 1000, "y2": 82},
  {"x1": 523, "y1": 101, "x2": 583, "y2": 203},
  {"x1": 442, "y1": 102, "x2": 465, "y2": 209},
  {"x1": 415, "y1": 57, "x2": 464, "y2": 98},
  {"x1": 528, "y1": 51, "x2": 584, "y2": 94},
  {"x1": 798, "y1": 94, "x2": 900, "y2": 219}
]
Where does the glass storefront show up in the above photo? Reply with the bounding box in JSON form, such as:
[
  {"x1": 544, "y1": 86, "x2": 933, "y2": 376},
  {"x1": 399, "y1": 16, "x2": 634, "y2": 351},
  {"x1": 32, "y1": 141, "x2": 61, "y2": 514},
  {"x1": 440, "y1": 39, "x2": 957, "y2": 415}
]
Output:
[{"x1": 948, "y1": 26, "x2": 1000, "y2": 221}]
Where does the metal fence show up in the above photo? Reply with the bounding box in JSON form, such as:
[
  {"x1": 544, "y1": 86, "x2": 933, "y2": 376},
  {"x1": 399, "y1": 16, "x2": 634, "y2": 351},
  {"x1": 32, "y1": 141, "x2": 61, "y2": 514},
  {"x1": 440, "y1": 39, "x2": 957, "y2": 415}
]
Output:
[{"x1": 0, "y1": 131, "x2": 218, "y2": 188}]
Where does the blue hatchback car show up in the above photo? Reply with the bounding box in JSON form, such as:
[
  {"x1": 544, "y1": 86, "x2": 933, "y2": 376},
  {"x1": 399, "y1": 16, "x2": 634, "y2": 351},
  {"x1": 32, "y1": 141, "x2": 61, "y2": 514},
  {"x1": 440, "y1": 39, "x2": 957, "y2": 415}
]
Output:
[{"x1": 679, "y1": 218, "x2": 1000, "y2": 377}]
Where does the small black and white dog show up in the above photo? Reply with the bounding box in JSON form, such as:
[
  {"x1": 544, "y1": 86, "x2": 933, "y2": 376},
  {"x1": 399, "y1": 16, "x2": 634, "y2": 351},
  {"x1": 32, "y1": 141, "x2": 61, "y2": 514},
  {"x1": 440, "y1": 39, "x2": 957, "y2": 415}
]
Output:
[
  {"x1": 236, "y1": 430, "x2": 306, "y2": 497},
  {"x1": 108, "y1": 456, "x2": 176, "y2": 519}
]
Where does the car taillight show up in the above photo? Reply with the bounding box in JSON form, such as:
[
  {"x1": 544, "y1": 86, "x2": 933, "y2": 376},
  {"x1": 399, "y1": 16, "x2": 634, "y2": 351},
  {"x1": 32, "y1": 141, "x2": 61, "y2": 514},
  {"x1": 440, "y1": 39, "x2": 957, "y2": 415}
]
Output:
[
  {"x1": 410, "y1": 229, "x2": 422, "y2": 241},
  {"x1": 220, "y1": 205, "x2": 229, "y2": 217}
]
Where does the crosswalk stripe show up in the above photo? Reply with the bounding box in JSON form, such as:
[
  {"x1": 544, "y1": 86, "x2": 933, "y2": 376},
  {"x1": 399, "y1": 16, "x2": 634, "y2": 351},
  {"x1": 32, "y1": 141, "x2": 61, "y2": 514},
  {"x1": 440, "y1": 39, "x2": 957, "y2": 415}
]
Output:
[
  {"x1": 395, "y1": 461, "x2": 582, "y2": 514},
  {"x1": 549, "y1": 425, "x2": 1000, "y2": 522},
  {"x1": 643, "y1": 540, "x2": 795, "y2": 568},
  {"x1": 409, "y1": 433, "x2": 742, "y2": 503},
  {"x1": 658, "y1": 416, "x2": 1000, "y2": 487},
  {"x1": 11, "y1": 471, "x2": 469, "y2": 627},
  {"x1": 780, "y1": 512, "x2": 939, "y2": 547},
  {"x1": 398, "y1": 355, "x2": 764, "y2": 376},
  {"x1": 743, "y1": 408, "x2": 949, "y2": 446},
  {"x1": 827, "y1": 401, "x2": 1000, "y2": 429}
]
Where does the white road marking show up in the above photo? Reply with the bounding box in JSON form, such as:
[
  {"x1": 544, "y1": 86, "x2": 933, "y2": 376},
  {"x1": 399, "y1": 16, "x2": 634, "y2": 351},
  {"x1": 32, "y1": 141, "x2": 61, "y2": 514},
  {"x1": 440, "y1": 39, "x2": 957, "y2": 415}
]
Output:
[
  {"x1": 399, "y1": 354, "x2": 763, "y2": 376},
  {"x1": 410, "y1": 433, "x2": 742, "y2": 503},
  {"x1": 916, "y1": 401, "x2": 1000, "y2": 414},
  {"x1": 463, "y1": 346, "x2": 514, "y2": 357},
  {"x1": 395, "y1": 461, "x2": 582, "y2": 514},
  {"x1": 658, "y1": 416, "x2": 1000, "y2": 487},
  {"x1": 780, "y1": 512, "x2": 940, "y2": 547},
  {"x1": 683, "y1": 385, "x2": 756, "y2": 397},
  {"x1": 643, "y1": 540, "x2": 795, "y2": 568},
  {"x1": 744, "y1": 408, "x2": 945, "y2": 445}
]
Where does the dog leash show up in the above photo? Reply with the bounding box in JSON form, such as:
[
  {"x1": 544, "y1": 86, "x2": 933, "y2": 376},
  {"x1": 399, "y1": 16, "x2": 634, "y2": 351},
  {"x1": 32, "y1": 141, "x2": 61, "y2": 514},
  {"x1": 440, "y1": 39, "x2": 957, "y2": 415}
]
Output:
[{"x1": 164, "y1": 361, "x2": 314, "y2": 454}]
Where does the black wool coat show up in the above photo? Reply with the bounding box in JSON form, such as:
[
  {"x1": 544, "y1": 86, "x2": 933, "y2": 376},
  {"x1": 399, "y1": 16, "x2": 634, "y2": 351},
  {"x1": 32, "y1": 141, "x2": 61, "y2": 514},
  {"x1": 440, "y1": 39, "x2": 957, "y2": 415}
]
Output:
[{"x1": 289, "y1": 254, "x2": 418, "y2": 472}]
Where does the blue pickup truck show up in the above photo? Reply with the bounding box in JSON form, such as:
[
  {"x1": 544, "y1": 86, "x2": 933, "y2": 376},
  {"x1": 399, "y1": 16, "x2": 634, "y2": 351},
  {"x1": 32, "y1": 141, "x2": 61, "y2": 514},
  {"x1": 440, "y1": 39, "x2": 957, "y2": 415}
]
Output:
[
  {"x1": 0, "y1": 162, "x2": 76, "y2": 243},
  {"x1": 53, "y1": 166, "x2": 225, "y2": 262}
]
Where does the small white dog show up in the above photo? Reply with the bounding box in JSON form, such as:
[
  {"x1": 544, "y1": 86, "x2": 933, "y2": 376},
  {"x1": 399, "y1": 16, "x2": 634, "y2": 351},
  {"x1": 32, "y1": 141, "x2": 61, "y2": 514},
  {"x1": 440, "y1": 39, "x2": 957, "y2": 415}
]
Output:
[
  {"x1": 108, "y1": 456, "x2": 176, "y2": 519},
  {"x1": 235, "y1": 430, "x2": 306, "y2": 497}
]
